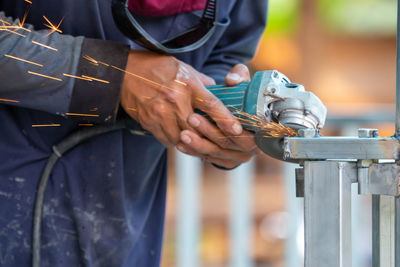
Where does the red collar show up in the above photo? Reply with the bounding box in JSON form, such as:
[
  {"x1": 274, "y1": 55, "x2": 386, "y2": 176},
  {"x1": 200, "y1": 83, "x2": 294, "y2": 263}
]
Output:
[{"x1": 128, "y1": 0, "x2": 207, "y2": 17}]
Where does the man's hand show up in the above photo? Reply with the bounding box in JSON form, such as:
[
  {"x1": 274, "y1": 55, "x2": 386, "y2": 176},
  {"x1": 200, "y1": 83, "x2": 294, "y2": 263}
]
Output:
[
  {"x1": 120, "y1": 50, "x2": 247, "y2": 152},
  {"x1": 176, "y1": 64, "x2": 259, "y2": 169}
]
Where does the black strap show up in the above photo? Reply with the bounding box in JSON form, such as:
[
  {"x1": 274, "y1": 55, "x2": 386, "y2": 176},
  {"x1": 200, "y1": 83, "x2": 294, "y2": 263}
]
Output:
[{"x1": 111, "y1": 0, "x2": 218, "y2": 54}]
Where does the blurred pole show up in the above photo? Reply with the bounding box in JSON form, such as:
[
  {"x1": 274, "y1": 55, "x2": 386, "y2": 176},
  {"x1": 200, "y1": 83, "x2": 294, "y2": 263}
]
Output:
[
  {"x1": 229, "y1": 159, "x2": 254, "y2": 267},
  {"x1": 395, "y1": 196, "x2": 400, "y2": 266},
  {"x1": 283, "y1": 162, "x2": 302, "y2": 267},
  {"x1": 176, "y1": 151, "x2": 202, "y2": 267},
  {"x1": 396, "y1": 0, "x2": 400, "y2": 136},
  {"x1": 395, "y1": 0, "x2": 400, "y2": 265}
]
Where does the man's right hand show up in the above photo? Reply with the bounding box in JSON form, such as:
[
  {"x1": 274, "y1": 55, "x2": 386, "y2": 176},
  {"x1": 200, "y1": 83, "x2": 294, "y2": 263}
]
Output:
[{"x1": 120, "y1": 50, "x2": 256, "y2": 168}]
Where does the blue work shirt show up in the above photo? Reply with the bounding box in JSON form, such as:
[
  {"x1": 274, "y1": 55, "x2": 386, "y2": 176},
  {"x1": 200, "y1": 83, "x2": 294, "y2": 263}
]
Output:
[{"x1": 0, "y1": 0, "x2": 267, "y2": 266}]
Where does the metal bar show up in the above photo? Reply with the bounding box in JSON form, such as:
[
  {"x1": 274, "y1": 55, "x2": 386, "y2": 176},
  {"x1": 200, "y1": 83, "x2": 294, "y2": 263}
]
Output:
[
  {"x1": 284, "y1": 163, "x2": 302, "y2": 267},
  {"x1": 372, "y1": 195, "x2": 381, "y2": 267},
  {"x1": 229, "y1": 160, "x2": 254, "y2": 267},
  {"x1": 395, "y1": 0, "x2": 400, "y2": 260},
  {"x1": 396, "y1": 0, "x2": 400, "y2": 136},
  {"x1": 176, "y1": 152, "x2": 202, "y2": 267},
  {"x1": 395, "y1": 196, "x2": 400, "y2": 266},
  {"x1": 372, "y1": 195, "x2": 395, "y2": 267},
  {"x1": 304, "y1": 161, "x2": 356, "y2": 267},
  {"x1": 283, "y1": 137, "x2": 400, "y2": 160}
]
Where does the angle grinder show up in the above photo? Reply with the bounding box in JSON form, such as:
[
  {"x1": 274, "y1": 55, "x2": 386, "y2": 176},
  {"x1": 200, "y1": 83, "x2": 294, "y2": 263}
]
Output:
[{"x1": 205, "y1": 70, "x2": 327, "y2": 160}]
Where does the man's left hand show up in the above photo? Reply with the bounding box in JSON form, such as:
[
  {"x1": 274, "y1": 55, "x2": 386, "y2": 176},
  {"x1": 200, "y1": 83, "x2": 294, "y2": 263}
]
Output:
[{"x1": 176, "y1": 64, "x2": 259, "y2": 169}]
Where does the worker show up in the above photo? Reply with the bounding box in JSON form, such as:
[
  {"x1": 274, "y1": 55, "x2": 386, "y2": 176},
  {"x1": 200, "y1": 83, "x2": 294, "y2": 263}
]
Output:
[{"x1": 0, "y1": 0, "x2": 268, "y2": 266}]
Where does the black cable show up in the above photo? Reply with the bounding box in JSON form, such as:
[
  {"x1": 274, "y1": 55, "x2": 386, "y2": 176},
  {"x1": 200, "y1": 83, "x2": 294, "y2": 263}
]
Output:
[{"x1": 32, "y1": 122, "x2": 129, "y2": 267}]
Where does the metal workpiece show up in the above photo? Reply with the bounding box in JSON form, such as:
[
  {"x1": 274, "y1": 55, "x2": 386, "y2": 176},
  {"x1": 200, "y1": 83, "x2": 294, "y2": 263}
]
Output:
[
  {"x1": 372, "y1": 195, "x2": 396, "y2": 267},
  {"x1": 303, "y1": 161, "x2": 357, "y2": 267},
  {"x1": 256, "y1": 131, "x2": 400, "y2": 162},
  {"x1": 283, "y1": 137, "x2": 400, "y2": 160},
  {"x1": 358, "y1": 164, "x2": 400, "y2": 197}
]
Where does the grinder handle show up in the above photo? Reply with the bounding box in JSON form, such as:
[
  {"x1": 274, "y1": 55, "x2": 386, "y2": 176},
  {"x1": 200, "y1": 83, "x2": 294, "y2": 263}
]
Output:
[
  {"x1": 205, "y1": 82, "x2": 249, "y2": 112},
  {"x1": 195, "y1": 82, "x2": 258, "y2": 132}
]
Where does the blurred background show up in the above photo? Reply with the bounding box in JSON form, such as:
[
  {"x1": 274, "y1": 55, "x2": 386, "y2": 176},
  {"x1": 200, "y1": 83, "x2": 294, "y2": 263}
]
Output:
[{"x1": 161, "y1": 0, "x2": 398, "y2": 266}]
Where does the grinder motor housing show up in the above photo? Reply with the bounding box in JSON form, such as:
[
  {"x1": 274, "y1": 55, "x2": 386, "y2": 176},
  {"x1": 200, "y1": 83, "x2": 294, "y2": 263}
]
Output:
[{"x1": 205, "y1": 70, "x2": 327, "y2": 133}]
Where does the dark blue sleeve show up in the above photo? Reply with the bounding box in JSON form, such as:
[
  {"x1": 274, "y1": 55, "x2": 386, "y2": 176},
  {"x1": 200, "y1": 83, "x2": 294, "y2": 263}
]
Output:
[
  {"x1": 201, "y1": 0, "x2": 268, "y2": 83},
  {"x1": 0, "y1": 12, "x2": 129, "y2": 124}
]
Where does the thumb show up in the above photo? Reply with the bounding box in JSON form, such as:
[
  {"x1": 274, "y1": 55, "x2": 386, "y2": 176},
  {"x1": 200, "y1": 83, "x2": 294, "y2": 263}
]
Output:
[{"x1": 225, "y1": 64, "x2": 250, "y2": 86}]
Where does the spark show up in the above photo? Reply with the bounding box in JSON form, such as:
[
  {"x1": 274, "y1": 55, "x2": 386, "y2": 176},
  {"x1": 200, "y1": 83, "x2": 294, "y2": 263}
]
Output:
[
  {"x1": 32, "y1": 40, "x2": 58, "y2": 51},
  {"x1": 233, "y1": 109, "x2": 297, "y2": 137},
  {"x1": 0, "y1": 25, "x2": 30, "y2": 32},
  {"x1": 27, "y1": 71, "x2": 62, "y2": 81},
  {"x1": 0, "y1": 98, "x2": 20, "y2": 103},
  {"x1": 42, "y1": 15, "x2": 64, "y2": 36},
  {"x1": 111, "y1": 65, "x2": 179, "y2": 93},
  {"x1": 0, "y1": 19, "x2": 10, "y2": 25},
  {"x1": 63, "y1": 73, "x2": 92, "y2": 81},
  {"x1": 82, "y1": 55, "x2": 181, "y2": 93},
  {"x1": 32, "y1": 124, "x2": 61, "y2": 127},
  {"x1": 5, "y1": 54, "x2": 43, "y2": 67},
  {"x1": 81, "y1": 75, "x2": 110, "y2": 84},
  {"x1": 83, "y1": 55, "x2": 109, "y2": 66},
  {"x1": 83, "y1": 55, "x2": 98, "y2": 64},
  {"x1": 209, "y1": 106, "x2": 297, "y2": 137},
  {"x1": 0, "y1": 28, "x2": 26, "y2": 37},
  {"x1": 17, "y1": 8, "x2": 31, "y2": 32},
  {"x1": 79, "y1": 124, "x2": 94, "y2": 126},
  {"x1": 127, "y1": 107, "x2": 137, "y2": 112},
  {"x1": 90, "y1": 107, "x2": 98, "y2": 111},
  {"x1": 25, "y1": 0, "x2": 32, "y2": 4},
  {"x1": 65, "y1": 113, "x2": 99, "y2": 117},
  {"x1": 174, "y1": 79, "x2": 187, "y2": 86}
]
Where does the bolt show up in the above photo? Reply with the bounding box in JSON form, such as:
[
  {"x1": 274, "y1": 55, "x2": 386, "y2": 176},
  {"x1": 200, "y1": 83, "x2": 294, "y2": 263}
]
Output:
[
  {"x1": 273, "y1": 71, "x2": 279, "y2": 79},
  {"x1": 270, "y1": 87, "x2": 276, "y2": 94},
  {"x1": 298, "y1": 128, "x2": 316, "y2": 138},
  {"x1": 358, "y1": 128, "x2": 378, "y2": 138}
]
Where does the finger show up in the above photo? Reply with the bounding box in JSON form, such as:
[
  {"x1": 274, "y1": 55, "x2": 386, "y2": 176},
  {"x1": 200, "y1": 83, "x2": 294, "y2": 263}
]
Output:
[
  {"x1": 176, "y1": 143, "x2": 242, "y2": 169},
  {"x1": 185, "y1": 64, "x2": 216, "y2": 86},
  {"x1": 190, "y1": 79, "x2": 243, "y2": 136},
  {"x1": 198, "y1": 73, "x2": 216, "y2": 86},
  {"x1": 188, "y1": 113, "x2": 257, "y2": 152},
  {"x1": 179, "y1": 130, "x2": 252, "y2": 163},
  {"x1": 225, "y1": 64, "x2": 251, "y2": 86},
  {"x1": 187, "y1": 113, "x2": 238, "y2": 150},
  {"x1": 176, "y1": 142, "x2": 248, "y2": 169},
  {"x1": 204, "y1": 157, "x2": 241, "y2": 169}
]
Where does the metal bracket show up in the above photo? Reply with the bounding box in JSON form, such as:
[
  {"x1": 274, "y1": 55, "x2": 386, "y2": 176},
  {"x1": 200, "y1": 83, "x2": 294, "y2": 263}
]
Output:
[{"x1": 359, "y1": 164, "x2": 400, "y2": 197}]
